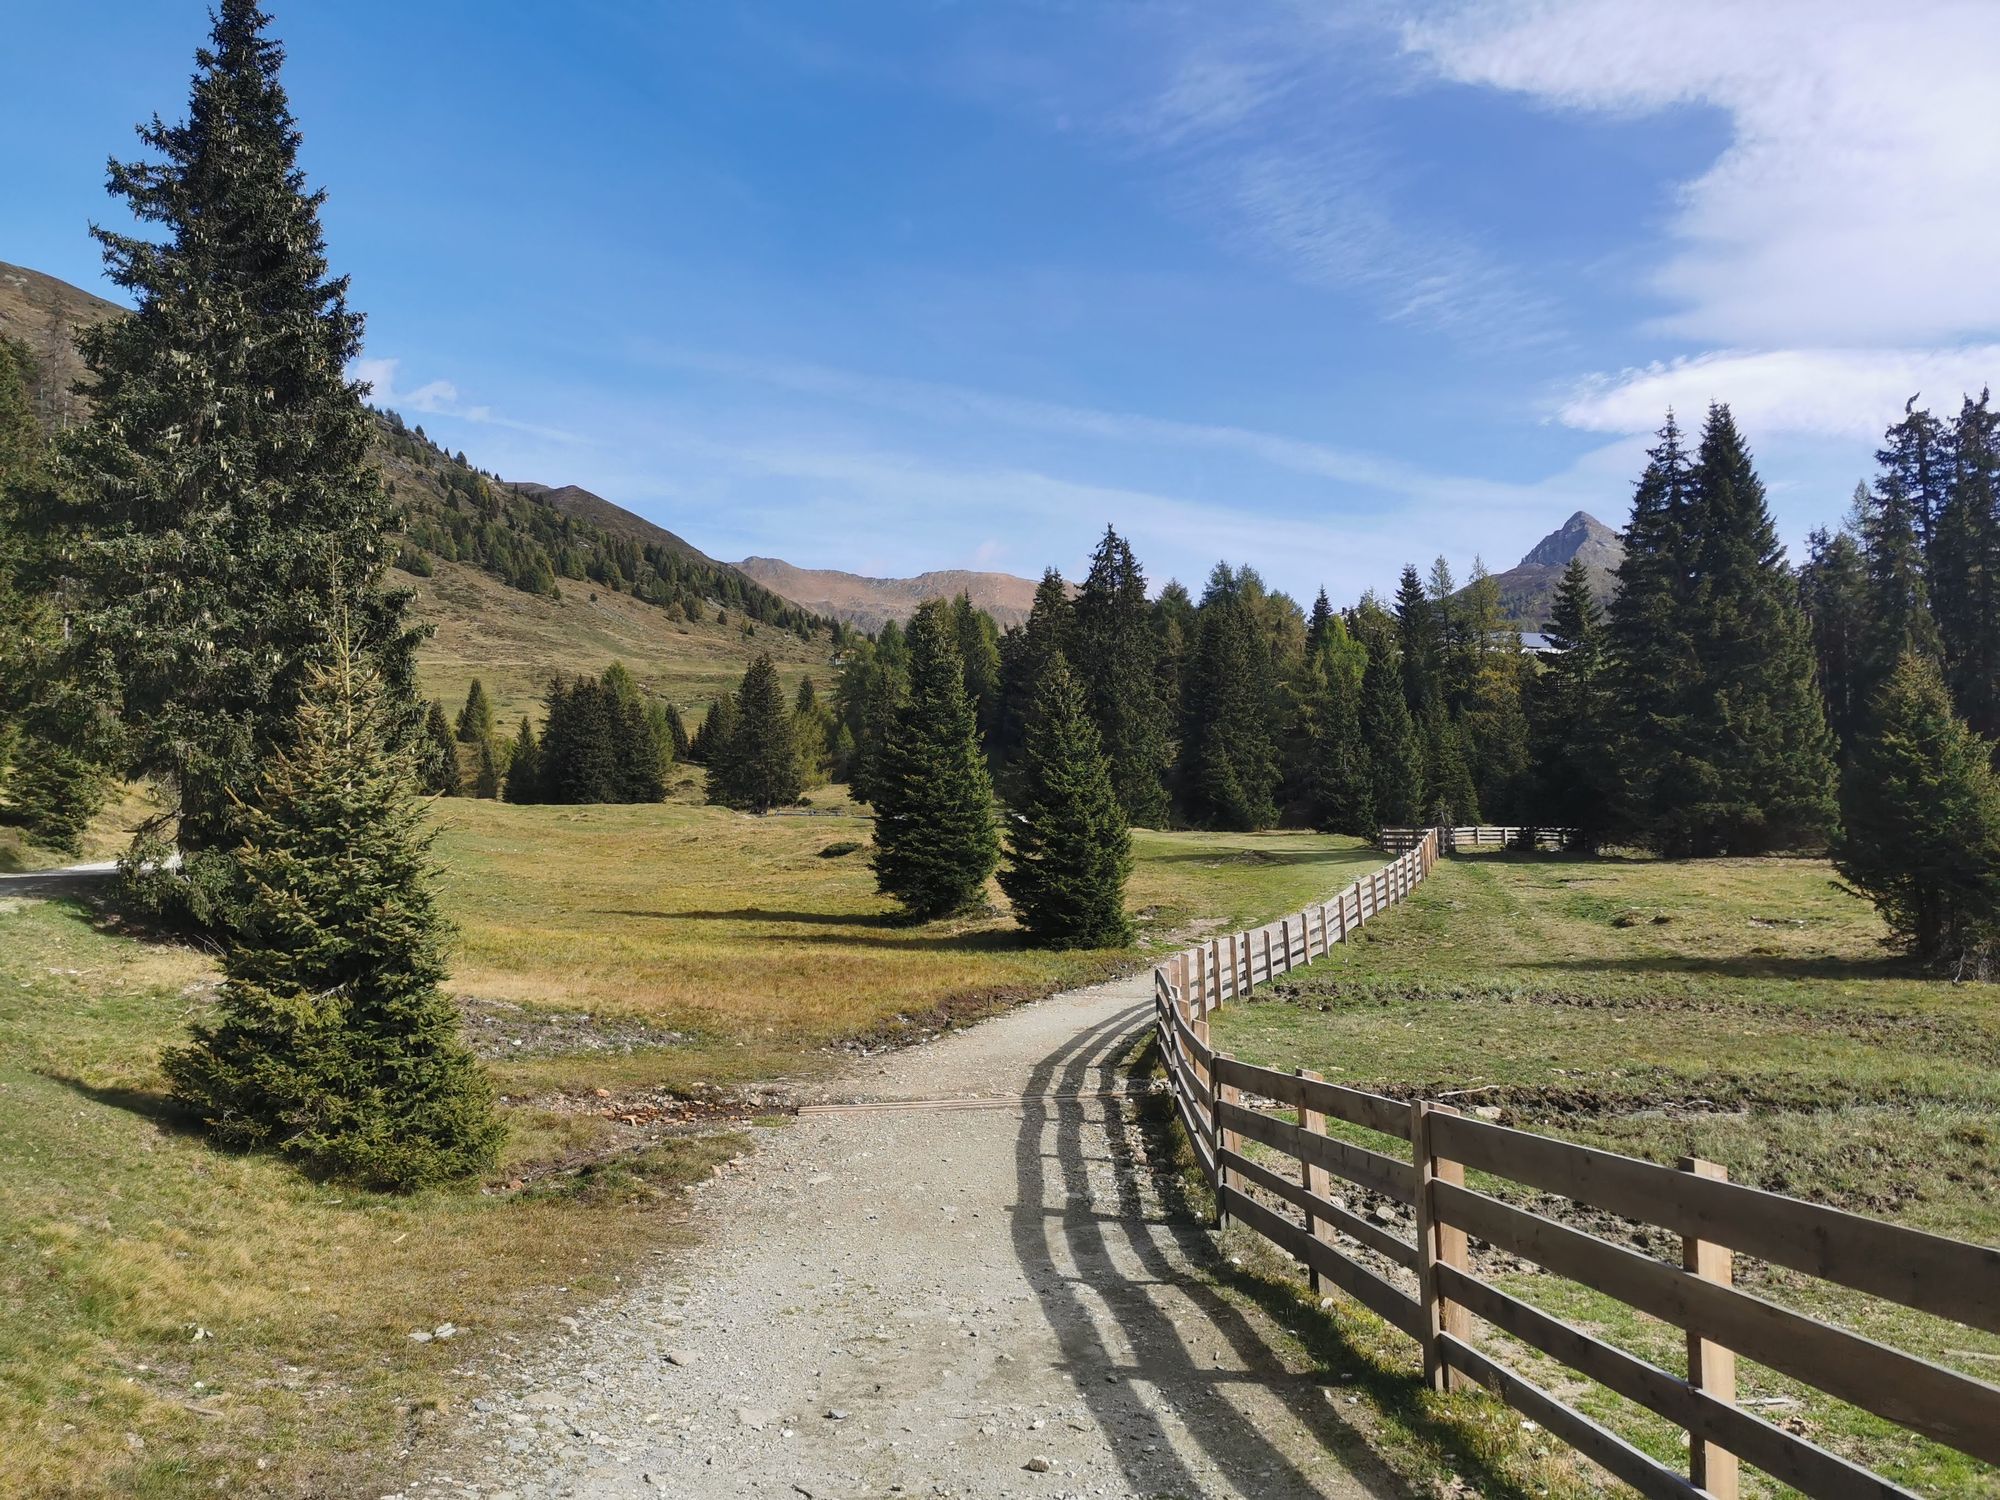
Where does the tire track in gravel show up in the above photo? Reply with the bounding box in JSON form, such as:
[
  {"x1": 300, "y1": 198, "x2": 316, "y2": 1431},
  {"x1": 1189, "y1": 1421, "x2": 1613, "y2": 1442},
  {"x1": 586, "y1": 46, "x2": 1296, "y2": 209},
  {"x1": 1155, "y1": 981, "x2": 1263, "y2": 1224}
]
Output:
[{"x1": 399, "y1": 974, "x2": 1405, "y2": 1500}]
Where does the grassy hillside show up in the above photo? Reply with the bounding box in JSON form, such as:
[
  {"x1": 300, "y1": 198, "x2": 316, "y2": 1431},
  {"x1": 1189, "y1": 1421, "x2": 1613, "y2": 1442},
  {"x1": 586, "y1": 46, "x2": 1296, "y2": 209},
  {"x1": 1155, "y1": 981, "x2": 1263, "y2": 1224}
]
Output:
[
  {"x1": 1207, "y1": 853, "x2": 2000, "y2": 1497},
  {"x1": 0, "y1": 795, "x2": 1378, "y2": 1498},
  {"x1": 405, "y1": 556, "x2": 835, "y2": 727}
]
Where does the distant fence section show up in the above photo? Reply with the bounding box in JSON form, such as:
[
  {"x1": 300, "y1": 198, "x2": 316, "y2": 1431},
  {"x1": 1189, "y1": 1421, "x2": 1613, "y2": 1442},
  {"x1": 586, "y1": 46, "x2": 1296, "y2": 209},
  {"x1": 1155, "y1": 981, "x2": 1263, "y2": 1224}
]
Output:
[
  {"x1": 1379, "y1": 824, "x2": 1576, "y2": 854},
  {"x1": 1151, "y1": 827, "x2": 2000, "y2": 1499}
]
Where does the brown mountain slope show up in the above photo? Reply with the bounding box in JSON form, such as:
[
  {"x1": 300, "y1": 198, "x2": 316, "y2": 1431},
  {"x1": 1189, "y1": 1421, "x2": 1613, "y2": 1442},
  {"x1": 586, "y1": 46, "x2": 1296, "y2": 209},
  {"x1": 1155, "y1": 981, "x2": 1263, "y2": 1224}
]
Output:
[
  {"x1": 0, "y1": 258, "x2": 830, "y2": 717},
  {"x1": 736, "y1": 556, "x2": 1052, "y2": 631}
]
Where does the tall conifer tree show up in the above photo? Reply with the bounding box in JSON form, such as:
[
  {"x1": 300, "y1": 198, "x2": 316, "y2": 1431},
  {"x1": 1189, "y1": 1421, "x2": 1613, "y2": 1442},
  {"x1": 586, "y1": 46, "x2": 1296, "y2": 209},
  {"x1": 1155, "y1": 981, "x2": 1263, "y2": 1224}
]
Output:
[
  {"x1": 712, "y1": 654, "x2": 803, "y2": 811},
  {"x1": 999, "y1": 653, "x2": 1132, "y2": 947},
  {"x1": 60, "y1": 0, "x2": 419, "y2": 917},
  {"x1": 1072, "y1": 526, "x2": 1170, "y2": 827},
  {"x1": 1932, "y1": 392, "x2": 2000, "y2": 738},
  {"x1": 1800, "y1": 518, "x2": 1872, "y2": 759},
  {"x1": 874, "y1": 600, "x2": 999, "y2": 918},
  {"x1": 422, "y1": 700, "x2": 460, "y2": 796},
  {"x1": 1178, "y1": 564, "x2": 1277, "y2": 831},
  {"x1": 1526, "y1": 559, "x2": 1616, "y2": 846},
  {"x1": 455, "y1": 679, "x2": 495, "y2": 743}
]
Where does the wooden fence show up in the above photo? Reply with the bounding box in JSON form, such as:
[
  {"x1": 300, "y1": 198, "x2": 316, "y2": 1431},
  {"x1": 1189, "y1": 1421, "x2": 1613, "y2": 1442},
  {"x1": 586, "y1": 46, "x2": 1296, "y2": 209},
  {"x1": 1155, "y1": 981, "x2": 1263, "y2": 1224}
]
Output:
[
  {"x1": 1379, "y1": 824, "x2": 1577, "y2": 853},
  {"x1": 1151, "y1": 828, "x2": 2000, "y2": 1499}
]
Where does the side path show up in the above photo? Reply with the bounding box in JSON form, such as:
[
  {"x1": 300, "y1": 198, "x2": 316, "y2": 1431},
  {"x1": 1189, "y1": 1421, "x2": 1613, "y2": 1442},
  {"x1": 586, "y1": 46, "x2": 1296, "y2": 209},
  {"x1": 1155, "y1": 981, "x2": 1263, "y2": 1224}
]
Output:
[{"x1": 401, "y1": 973, "x2": 1406, "y2": 1500}]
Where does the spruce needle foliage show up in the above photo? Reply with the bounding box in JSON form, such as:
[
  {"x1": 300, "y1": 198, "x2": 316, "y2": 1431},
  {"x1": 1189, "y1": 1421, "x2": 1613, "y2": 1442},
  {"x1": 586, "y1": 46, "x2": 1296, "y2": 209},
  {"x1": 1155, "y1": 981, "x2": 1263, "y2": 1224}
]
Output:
[
  {"x1": 163, "y1": 630, "x2": 502, "y2": 1190},
  {"x1": 58, "y1": 0, "x2": 420, "y2": 915},
  {"x1": 1836, "y1": 653, "x2": 2000, "y2": 976},
  {"x1": 873, "y1": 598, "x2": 999, "y2": 919},
  {"x1": 1000, "y1": 653, "x2": 1133, "y2": 948}
]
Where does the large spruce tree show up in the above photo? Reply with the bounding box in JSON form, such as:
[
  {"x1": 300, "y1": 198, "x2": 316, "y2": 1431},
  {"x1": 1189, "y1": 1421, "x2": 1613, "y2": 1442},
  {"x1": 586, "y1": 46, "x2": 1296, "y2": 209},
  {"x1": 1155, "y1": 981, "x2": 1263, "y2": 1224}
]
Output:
[
  {"x1": 995, "y1": 569, "x2": 1073, "y2": 788},
  {"x1": 455, "y1": 679, "x2": 495, "y2": 744},
  {"x1": 1932, "y1": 392, "x2": 2000, "y2": 738},
  {"x1": 61, "y1": 0, "x2": 419, "y2": 919},
  {"x1": 1836, "y1": 654, "x2": 2000, "y2": 976},
  {"x1": 1526, "y1": 558, "x2": 1616, "y2": 846},
  {"x1": 712, "y1": 653, "x2": 803, "y2": 812},
  {"x1": 1668, "y1": 404, "x2": 1838, "y2": 854},
  {"x1": 1177, "y1": 564, "x2": 1278, "y2": 830},
  {"x1": 163, "y1": 630, "x2": 501, "y2": 1189},
  {"x1": 1356, "y1": 602, "x2": 1422, "y2": 826},
  {"x1": 1606, "y1": 413, "x2": 1700, "y2": 843},
  {"x1": 1072, "y1": 526, "x2": 1171, "y2": 827},
  {"x1": 1800, "y1": 518, "x2": 1872, "y2": 759},
  {"x1": 422, "y1": 700, "x2": 461, "y2": 796},
  {"x1": 873, "y1": 599, "x2": 999, "y2": 919},
  {"x1": 1292, "y1": 609, "x2": 1374, "y2": 836},
  {"x1": 999, "y1": 653, "x2": 1133, "y2": 948}
]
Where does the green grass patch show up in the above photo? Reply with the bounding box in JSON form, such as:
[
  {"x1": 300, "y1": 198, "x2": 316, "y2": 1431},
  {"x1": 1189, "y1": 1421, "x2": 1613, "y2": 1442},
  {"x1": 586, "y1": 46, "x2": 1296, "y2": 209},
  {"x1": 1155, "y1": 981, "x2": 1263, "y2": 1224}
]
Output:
[{"x1": 1210, "y1": 853, "x2": 2000, "y2": 1495}]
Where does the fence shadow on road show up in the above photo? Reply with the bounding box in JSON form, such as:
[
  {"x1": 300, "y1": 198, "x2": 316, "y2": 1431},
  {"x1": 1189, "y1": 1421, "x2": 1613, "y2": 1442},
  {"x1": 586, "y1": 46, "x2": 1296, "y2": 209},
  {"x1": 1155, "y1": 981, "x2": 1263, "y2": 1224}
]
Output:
[{"x1": 1008, "y1": 1000, "x2": 1410, "y2": 1499}]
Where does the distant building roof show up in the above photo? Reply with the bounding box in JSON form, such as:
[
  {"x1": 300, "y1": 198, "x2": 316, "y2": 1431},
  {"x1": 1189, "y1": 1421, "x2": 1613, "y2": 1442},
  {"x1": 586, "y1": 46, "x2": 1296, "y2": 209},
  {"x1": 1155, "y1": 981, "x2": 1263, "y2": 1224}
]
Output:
[{"x1": 1520, "y1": 632, "x2": 1559, "y2": 654}]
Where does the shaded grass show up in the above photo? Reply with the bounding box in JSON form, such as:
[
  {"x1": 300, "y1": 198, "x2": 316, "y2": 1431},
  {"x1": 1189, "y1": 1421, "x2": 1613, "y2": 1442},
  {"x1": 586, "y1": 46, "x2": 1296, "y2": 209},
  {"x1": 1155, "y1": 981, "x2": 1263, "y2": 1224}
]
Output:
[{"x1": 1209, "y1": 853, "x2": 2000, "y2": 1495}]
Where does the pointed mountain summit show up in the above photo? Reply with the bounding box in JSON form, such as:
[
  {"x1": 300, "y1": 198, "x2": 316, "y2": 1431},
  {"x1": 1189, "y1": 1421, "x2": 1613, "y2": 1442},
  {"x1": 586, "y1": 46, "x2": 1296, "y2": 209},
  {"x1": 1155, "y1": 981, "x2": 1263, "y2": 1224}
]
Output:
[{"x1": 1467, "y1": 511, "x2": 1624, "y2": 629}]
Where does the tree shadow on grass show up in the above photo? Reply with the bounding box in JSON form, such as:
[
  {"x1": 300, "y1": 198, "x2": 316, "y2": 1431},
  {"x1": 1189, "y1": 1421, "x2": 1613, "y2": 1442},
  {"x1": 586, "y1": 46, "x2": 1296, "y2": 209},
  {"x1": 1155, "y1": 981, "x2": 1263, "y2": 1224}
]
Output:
[
  {"x1": 45, "y1": 1071, "x2": 202, "y2": 1135},
  {"x1": 1141, "y1": 848, "x2": 1376, "y2": 867}
]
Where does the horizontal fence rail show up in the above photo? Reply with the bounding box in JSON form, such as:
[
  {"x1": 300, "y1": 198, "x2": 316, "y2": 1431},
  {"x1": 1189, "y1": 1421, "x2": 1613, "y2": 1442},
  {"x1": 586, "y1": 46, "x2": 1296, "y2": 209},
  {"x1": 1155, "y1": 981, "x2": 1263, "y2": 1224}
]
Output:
[
  {"x1": 1379, "y1": 824, "x2": 1577, "y2": 853},
  {"x1": 1149, "y1": 826, "x2": 2000, "y2": 1500}
]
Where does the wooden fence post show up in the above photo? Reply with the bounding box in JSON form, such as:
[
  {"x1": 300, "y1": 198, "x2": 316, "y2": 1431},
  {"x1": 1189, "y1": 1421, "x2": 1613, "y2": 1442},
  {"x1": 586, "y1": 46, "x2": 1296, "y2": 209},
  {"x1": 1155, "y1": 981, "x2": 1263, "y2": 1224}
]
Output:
[
  {"x1": 1210, "y1": 1037, "x2": 1235, "y2": 1231},
  {"x1": 1681, "y1": 1157, "x2": 1740, "y2": 1500},
  {"x1": 1413, "y1": 1100, "x2": 1471, "y2": 1393},
  {"x1": 1298, "y1": 1067, "x2": 1331, "y2": 1294}
]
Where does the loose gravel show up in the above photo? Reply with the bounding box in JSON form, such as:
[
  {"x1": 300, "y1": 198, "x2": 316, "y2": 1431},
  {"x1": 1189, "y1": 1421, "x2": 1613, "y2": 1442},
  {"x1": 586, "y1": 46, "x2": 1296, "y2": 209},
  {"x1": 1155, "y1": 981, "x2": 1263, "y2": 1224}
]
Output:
[{"x1": 397, "y1": 974, "x2": 1390, "y2": 1500}]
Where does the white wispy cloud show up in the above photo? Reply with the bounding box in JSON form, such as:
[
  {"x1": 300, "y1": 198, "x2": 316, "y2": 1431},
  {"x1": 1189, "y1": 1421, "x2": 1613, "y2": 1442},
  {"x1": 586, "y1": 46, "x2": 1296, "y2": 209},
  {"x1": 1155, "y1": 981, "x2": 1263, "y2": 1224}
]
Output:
[
  {"x1": 349, "y1": 357, "x2": 581, "y2": 444},
  {"x1": 1405, "y1": 0, "x2": 2000, "y2": 347},
  {"x1": 638, "y1": 345, "x2": 1544, "y2": 512},
  {"x1": 1560, "y1": 347, "x2": 2000, "y2": 438}
]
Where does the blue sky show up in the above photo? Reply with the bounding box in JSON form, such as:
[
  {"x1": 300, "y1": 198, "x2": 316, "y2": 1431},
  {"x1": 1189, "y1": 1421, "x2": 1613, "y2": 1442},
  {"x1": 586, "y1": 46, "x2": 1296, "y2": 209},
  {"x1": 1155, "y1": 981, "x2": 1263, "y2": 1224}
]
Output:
[{"x1": 7, "y1": 1, "x2": 2000, "y2": 602}]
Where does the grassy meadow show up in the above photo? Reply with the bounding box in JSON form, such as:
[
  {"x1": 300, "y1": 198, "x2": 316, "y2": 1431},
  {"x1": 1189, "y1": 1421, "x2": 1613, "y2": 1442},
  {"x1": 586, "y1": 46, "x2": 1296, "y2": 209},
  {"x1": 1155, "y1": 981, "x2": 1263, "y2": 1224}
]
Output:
[
  {"x1": 1205, "y1": 852, "x2": 2000, "y2": 1497},
  {"x1": 0, "y1": 781, "x2": 1377, "y2": 1498}
]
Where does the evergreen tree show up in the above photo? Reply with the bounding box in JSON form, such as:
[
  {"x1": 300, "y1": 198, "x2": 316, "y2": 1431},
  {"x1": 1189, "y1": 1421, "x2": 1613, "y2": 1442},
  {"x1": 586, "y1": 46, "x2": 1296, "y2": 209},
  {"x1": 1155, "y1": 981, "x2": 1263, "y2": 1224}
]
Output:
[
  {"x1": 1420, "y1": 704, "x2": 1480, "y2": 826},
  {"x1": 473, "y1": 737, "x2": 502, "y2": 799},
  {"x1": 1606, "y1": 414, "x2": 1701, "y2": 843},
  {"x1": 1856, "y1": 429, "x2": 1942, "y2": 698},
  {"x1": 994, "y1": 569, "x2": 1073, "y2": 788},
  {"x1": 834, "y1": 620, "x2": 908, "y2": 803},
  {"x1": 1072, "y1": 526, "x2": 1171, "y2": 827},
  {"x1": 999, "y1": 653, "x2": 1132, "y2": 948},
  {"x1": 1292, "y1": 610, "x2": 1374, "y2": 836},
  {"x1": 1356, "y1": 601, "x2": 1422, "y2": 827},
  {"x1": 1394, "y1": 564, "x2": 1443, "y2": 715},
  {"x1": 952, "y1": 594, "x2": 1003, "y2": 747},
  {"x1": 503, "y1": 716, "x2": 540, "y2": 803},
  {"x1": 663, "y1": 701, "x2": 691, "y2": 761},
  {"x1": 600, "y1": 663, "x2": 665, "y2": 803},
  {"x1": 538, "y1": 676, "x2": 619, "y2": 802},
  {"x1": 1836, "y1": 654, "x2": 2000, "y2": 975},
  {"x1": 712, "y1": 654, "x2": 803, "y2": 811},
  {"x1": 455, "y1": 678, "x2": 495, "y2": 744},
  {"x1": 873, "y1": 599, "x2": 999, "y2": 919},
  {"x1": 422, "y1": 700, "x2": 460, "y2": 796},
  {"x1": 0, "y1": 338, "x2": 109, "y2": 853},
  {"x1": 58, "y1": 0, "x2": 419, "y2": 919},
  {"x1": 162, "y1": 629, "x2": 502, "y2": 1189},
  {"x1": 793, "y1": 677, "x2": 835, "y2": 786},
  {"x1": 1526, "y1": 558, "x2": 1616, "y2": 847},
  {"x1": 1177, "y1": 564, "x2": 1278, "y2": 830},
  {"x1": 1800, "y1": 519, "x2": 1873, "y2": 759},
  {"x1": 1670, "y1": 404, "x2": 1839, "y2": 854},
  {"x1": 1933, "y1": 392, "x2": 2000, "y2": 738}
]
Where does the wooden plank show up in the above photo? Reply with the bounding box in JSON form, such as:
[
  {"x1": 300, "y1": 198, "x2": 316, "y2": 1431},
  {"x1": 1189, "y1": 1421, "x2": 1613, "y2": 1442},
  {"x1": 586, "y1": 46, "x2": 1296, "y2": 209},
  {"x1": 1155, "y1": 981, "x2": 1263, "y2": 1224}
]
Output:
[
  {"x1": 1212, "y1": 1057, "x2": 1409, "y2": 1139},
  {"x1": 1414, "y1": 1101, "x2": 1473, "y2": 1393},
  {"x1": 1682, "y1": 1157, "x2": 1739, "y2": 1500},
  {"x1": 1429, "y1": 1112, "x2": 2000, "y2": 1334},
  {"x1": 1220, "y1": 1184, "x2": 1425, "y2": 1339},
  {"x1": 1437, "y1": 1267, "x2": 1919, "y2": 1500},
  {"x1": 1219, "y1": 1099, "x2": 1417, "y2": 1204},
  {"x1": 1433, "y1": 1180, "x2": 2000, "y2": 1464},
  {"x1": 1222, "y1": 1146, "x2": 1419, "y2": 1270},
  {"x1": 1439, "y1": 1335, "x2": 1706, "y2": 1500},
  {"x1": 1298, "y1": 1067, "x2": 1330, "y2": 1294}
]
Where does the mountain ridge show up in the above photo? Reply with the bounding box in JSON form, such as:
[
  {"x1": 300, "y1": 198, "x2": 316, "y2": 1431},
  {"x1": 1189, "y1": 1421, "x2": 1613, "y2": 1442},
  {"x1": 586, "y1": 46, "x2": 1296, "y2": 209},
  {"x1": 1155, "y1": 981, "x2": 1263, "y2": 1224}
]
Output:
[{"x1": 735, "y1": 555, "x2": 1053, "y2": 631}]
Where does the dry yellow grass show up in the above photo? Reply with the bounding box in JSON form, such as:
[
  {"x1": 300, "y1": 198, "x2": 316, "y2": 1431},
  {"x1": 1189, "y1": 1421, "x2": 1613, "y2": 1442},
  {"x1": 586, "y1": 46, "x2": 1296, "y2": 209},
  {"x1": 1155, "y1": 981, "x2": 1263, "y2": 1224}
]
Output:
[{"x1": 407, "y1": 557, "x2": 834, "y2": 725}]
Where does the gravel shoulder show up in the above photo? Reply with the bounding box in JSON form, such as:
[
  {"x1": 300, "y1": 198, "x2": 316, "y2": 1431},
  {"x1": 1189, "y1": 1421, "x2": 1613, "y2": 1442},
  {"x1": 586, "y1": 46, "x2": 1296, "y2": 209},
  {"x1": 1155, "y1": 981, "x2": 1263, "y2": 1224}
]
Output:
[{"x1": 400, "y1": 974, "x2": 1405, "y2": 1500}]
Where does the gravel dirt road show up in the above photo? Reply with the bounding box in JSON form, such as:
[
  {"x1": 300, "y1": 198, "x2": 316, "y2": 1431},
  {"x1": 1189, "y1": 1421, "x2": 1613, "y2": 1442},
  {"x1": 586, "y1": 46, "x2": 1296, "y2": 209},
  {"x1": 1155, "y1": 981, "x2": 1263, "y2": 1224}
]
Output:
[{"x1": 400, "y1": 973, "x2": 1401, "y2": 1500}]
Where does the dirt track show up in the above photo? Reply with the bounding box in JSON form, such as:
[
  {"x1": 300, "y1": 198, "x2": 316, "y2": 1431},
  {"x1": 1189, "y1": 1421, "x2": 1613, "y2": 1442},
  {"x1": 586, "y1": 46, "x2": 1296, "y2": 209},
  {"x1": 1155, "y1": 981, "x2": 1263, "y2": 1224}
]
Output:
[{"x1": 399, "y1": 973, "x2": 1399, "y2": 1500}]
